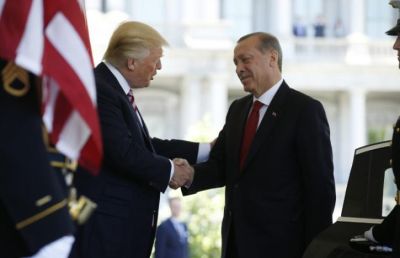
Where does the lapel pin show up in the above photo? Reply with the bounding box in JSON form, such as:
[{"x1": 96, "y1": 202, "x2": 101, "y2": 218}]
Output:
[{"x1": 272, "y1": 112, "x2": 277, "y2": 117}]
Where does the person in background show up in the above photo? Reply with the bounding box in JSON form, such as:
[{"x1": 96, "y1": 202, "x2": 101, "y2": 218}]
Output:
[
  {"x1": 181, "y1": 32, "x2": 336, "y2": 258},
  {"x1": 70, "y1": 21, "x2": 210, "y2": 258},
  {"x1": 313, "y1": 15, "x2": 326, "y2": 37},
  {"x1": 293, "y1": 16, "x2": 307, "y2": 37},
  {"x1": 333, "y1": 19, "x2": 346, "y2": 38},
  {"x1": 155, "y1": 197, "x2": 189, "y2": 258}
]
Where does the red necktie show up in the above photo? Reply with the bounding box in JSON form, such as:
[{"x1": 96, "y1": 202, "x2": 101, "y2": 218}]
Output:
[
  {"x1": 240, "y1": 100, "x2": 263, "y2": 169},
  {"x1": 127, "y1": 89, "x2": 138, "y2": 111},
  {"x1": 127, "y1": 89, "x2": 155, "y2": 151}
]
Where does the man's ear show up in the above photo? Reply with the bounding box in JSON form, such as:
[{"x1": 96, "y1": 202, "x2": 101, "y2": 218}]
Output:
[
  {"x1": 127, "y1": 58, "x2": 135, "y2": 71},
  {"x1": 269, "y1": 50, "x2": 278, "y2": 67}
]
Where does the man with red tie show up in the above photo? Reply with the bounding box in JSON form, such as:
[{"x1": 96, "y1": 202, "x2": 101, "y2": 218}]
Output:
[
  {"x1": 70, "y1": 21, "x2": 210, "y2": 258},
  {"x1": 183, "y1": 32, "x2": 336, "y2": 258}
]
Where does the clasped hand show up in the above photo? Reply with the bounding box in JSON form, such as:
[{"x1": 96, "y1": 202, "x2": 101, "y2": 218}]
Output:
[{"x1": 169, "y1": 158, "x2": 194, "y2": 189}]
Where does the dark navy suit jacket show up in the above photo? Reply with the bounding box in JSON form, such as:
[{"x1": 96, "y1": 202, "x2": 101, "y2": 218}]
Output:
[
  {"x1": 155, "y1": 218, "x2": 189, "y2": 258},
  {"x1": 71, "y1": 63, "x2": 198, "y2": 258},
  {"x1": 184, "y1": 81, "x2": 336, "y2": 258}
]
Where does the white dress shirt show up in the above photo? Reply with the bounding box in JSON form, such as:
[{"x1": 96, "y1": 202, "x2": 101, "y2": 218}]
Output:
[{"x1": 251, "y1": 77, "x2": 283, "y2": 128}]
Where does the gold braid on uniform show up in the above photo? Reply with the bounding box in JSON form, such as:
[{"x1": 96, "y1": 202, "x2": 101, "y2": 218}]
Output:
[
  {"x1": 16, "y1": 199, "x2": 68, "y2": 229},
  {"x1": 2, "y1": 61, "x2": 30, "y2": 97}
]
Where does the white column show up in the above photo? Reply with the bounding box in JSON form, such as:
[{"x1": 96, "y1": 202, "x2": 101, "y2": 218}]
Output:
[
  {"x1": 348, "y1": 0, "x2": 365, "y2": 34},
  {"x1": 272, "y1": 0, "x2": 292, "y2": 38},
  {"x1": 182, "y1": 0, "x2": 220, "y2": 22},
  {"x1": 345, "y1": 0, "x2": 370, "y2": 64},
  {"x1": 337, "y1": 92, "x2": 352, "y2": 183},
  {"x1": 163, "y1": 0, "x2": 184, "y2": 46},
  {"x1": 252, "y1": 0, "x2": 292, "y2": 37},
  {"x1": 349, "y1": 88, "x2": 367, "y2": 154},
  {"x1": 180, "y1": 76, "x2": 202, "y2": 139},
  {"x1": 337, "y1": 90, "x2": 366, "y2": 183},
  {"x1": 203, "y1": 75, "x2": 228, "y2": 134}
]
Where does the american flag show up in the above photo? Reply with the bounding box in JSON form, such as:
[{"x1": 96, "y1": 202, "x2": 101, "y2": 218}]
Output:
[{"x1": 0, "y1": 0, "x2": 103, "y2": 174}]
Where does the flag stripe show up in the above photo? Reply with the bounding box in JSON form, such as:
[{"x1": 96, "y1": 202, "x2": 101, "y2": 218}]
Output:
[
  {"x1": 15, "y1": 0, "x2": 43, "y2": 74},
  {"x1": 42, "y1": 77, "x2": 59, "y2": 132},
  {"x1": 0, "y1": 0, "x2": 103, "y2": 174},
  {"x1": 57, "y1": 110, "x2": 90, "y2": 160},
  {"x1": 44, "y1": 39, "x2": 99, "y2": 137},
  {"x1": 79, "y1": 129, "x2": 101, "y2": 172},
  {"x1": 0, "y1": 0, "x2": 6, "y2": 17},
  {"x1": 46, "y1": 12, "x2": 96, "y2": 102},
  {"x1": 44, "y1": 38, "x2": 102, "y2": 165},
  {"x1": 59, "y1": 0, "x2": 93, "y2": 59},
  {"x1": 0, "y1": 0, "x2": 32, "y2": 61},
  {"x1": 51, "y1": 90, "x2": 72, "y2": 144}
]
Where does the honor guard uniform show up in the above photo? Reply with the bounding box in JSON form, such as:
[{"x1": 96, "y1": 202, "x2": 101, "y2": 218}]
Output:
[
  {"x1": 364, "y1": 16, "x2": 400, "y2": 257},
  {"x1": 0, "y1": 59, "x2": 74, "y2": 257},
  {"x1": 369, "y1": 117, "x2": 400, "y2": 257}
]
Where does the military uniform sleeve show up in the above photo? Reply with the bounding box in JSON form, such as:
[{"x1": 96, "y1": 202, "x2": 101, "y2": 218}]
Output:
[{"x1": 0, "y1": 60, "x2": 74, "y2": 257}]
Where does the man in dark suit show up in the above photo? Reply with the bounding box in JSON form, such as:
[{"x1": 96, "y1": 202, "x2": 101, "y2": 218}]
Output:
[
  {"x1": 0, "y1": 59, "x2": 75, "y2": 258},
  {"x1": 181, "y1": 32, "x2": 336, "y2": 258},
  {"x1": 155, "y1": 197, "x2": 189, "y2": 258},
  {"x1": 363, "y1": 17, "x2": 400, "y2": 257},
  {"x1": 70, "y1": 21, "x2": 209, "y2": 258}
]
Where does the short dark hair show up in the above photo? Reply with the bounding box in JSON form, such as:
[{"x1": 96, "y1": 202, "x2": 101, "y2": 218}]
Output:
[{"x1": 237, "y1": 32, "x2": 283, "y2": 72}]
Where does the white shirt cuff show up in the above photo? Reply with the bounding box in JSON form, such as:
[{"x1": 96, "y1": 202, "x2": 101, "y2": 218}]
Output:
[
  {"x1": 364, "y1": 226, "x2": 378, "y2": 243},
  {"x1": 196, "y1": 143, "x2": 211, "y2": 163},
  {"x1": 169, "y1": 159, "x2": 174, "y2": 182}
]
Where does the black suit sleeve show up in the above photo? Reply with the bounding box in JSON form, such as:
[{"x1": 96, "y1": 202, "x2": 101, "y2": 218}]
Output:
[
  {"x1": 296, "y1": 99, "x2": 336, "y2": 245},
  {"x1": 97, "y1": 80, "x2": 171, "y2": 192},
  {"x1": 152, "y1": 137, "x2": 199, "y2": 164},
  {"x1": 372, "y1": 205, "x2": 399, "y2": 245}
]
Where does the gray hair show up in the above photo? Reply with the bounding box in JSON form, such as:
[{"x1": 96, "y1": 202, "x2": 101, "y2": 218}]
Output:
[{"x1": 237, "y1": 32, "x2": 283, "y2": 72}]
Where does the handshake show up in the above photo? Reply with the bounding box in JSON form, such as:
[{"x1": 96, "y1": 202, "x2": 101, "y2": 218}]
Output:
[{"x1": 169, "y1": 158, "x2": 194, "y2": 189}]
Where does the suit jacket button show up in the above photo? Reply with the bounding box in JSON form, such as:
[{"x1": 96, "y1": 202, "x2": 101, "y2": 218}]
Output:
[
  {"x1": 397, "y1": 127, "x2": 400, "y2": 133},
  {"x1": 390, "y1": 159, "x2": 393, "y2": 166}
]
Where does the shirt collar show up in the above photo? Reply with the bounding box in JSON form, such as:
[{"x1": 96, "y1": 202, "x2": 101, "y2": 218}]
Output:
[
  {"x1": 170, "y1": 217, "x2": 180, "y2": 224},
  {"x1": 104, "y1": 62, "x2": 131, "y2": 95},
  {"x1": 254, "y1": 77, "x2": 283, "y2": 106}
]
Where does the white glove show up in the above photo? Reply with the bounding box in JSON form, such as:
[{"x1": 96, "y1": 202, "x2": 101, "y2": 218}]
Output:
[
  {"x1": 23, "y1": 235, "x2": 74, "y2": 258},
  {"x1": 364, "y1": 226, "x2": 378, "y2": 243}
]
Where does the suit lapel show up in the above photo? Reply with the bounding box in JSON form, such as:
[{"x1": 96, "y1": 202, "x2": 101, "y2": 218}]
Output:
[
  {"x1": 136, "y1": 109, "x2": 155, "y2": 152},
  {"x1": 241, "y1": 81, "x2": 290, "y2": 171},
  {"x1": 167, "y1": 219, "x2": 183, "y2": 241},
  {"x1": 96, "y1": 63, "x2": 155, "y2": 152}
]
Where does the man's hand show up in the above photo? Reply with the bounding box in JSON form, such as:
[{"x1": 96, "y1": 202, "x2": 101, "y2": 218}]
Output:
[{"x1": 169, "y1": 158, "x2": 194, "y2": 189}]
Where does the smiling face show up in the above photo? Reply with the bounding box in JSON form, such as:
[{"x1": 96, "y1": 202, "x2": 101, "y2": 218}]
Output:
[
  {"x1": 393, "y1": 35, "x2": 400, "y2": 69},
  {"x1": 233, "y1": 36, "x2": 279, "y2": 97},
  {"x1": 128, "y1": 47, "x2": 163, "y2": 88}
]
